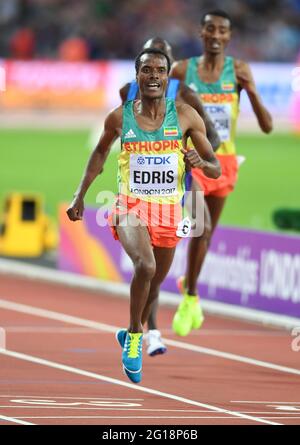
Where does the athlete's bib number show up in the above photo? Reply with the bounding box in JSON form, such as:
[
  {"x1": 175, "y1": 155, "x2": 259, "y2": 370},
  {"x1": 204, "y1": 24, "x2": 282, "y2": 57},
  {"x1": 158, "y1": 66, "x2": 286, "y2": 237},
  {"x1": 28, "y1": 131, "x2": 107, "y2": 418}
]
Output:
[
  {"x1": 176, "y1": 217, "x2": 191, "y2": 238},
  {"x1": 129, "y1": 153, "x2": 178, "y2": 197},
  {"x1": 204, "y1": 104, "x2": 231, "y2": 142}
]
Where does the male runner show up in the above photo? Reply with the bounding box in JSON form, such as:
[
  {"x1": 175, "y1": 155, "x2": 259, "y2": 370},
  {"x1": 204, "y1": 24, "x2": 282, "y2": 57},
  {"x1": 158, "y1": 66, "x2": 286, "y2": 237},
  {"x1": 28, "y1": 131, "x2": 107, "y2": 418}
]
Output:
[
  {"x1": 170, "y1": 10, "x2": 273, "y2": 336},
  {"x1": 120, "y1": 38, "x2": 220, "y2": 151},
  {"x1": 120, "y1": 37, "x2": 221, "y2": 356},
  {"x1": 66, "y1": 48, "x2": 220, "y2": 383}
]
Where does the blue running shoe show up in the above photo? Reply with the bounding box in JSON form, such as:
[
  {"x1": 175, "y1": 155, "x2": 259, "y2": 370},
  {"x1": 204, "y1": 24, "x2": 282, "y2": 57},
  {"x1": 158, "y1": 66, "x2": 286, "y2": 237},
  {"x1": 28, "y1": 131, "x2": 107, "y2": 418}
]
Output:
[
  {"x1": 122, "y1": 332, "x2": 143, "y2": 384},
  {"x1": 116, "y1": 329, "x2": 127, "y2": 348}
]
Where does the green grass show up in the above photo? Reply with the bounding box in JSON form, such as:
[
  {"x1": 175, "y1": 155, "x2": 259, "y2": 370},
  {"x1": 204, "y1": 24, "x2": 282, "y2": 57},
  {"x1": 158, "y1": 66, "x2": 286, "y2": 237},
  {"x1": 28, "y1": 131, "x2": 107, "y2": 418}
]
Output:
[
  {"x1": 1, "y1": 129, "x2": 299, "y2": 233},
  {"x1": 0, "y1": 129, "x2": 118, "y2": 217},
  {"x1": 221, "y1": 132, "x2": 300, "y2": 231}
]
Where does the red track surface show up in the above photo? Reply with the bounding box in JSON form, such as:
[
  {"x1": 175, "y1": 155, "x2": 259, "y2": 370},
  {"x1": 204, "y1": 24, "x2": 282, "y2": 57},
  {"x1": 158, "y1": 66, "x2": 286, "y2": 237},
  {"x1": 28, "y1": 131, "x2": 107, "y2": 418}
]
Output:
[{"x1": 0, "y1": 275, "x2": 300, "y2": 425}]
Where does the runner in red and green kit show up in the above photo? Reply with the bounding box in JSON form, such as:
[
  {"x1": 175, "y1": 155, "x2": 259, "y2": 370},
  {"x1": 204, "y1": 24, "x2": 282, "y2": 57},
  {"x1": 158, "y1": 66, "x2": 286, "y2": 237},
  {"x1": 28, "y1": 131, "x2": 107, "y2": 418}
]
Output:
[
  {"x1": 171, "y1": 9, "x2": 273, "y2": 336},
  {"x1": 120, "y1": 37, "x2": 221, "y2": 358},
  {"x1": 66, "y1": 48, "x2": 220, "y2": 383}
]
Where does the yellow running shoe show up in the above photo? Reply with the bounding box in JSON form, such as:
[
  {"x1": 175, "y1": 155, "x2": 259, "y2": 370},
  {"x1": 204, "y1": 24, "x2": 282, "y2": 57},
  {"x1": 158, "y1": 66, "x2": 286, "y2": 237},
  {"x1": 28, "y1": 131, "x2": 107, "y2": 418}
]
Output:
[{"x1": 172, "y1": 276, "x2": 204, "y2": 336}]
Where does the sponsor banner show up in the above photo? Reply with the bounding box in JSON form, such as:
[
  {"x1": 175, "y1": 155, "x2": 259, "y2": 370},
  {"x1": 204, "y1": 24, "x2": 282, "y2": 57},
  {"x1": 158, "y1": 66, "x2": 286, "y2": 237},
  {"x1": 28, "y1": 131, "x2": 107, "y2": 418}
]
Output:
[
  {"x1": 0, "y1": 60, "x2": 109, "y2": 109},
  {"x1": 105, "y1": 61, "x2": 298, "y2": 130},
  {"x1": 105, "y1": 61, "x2": 135, "y2": 109},
  {"x1": 240, "y1": 63, "x2": 294, "y2": 118},
  {"x1": 0, "y1": 59, "x2": 298, "y2": 123},
  {"x1": 59, "y1": 206, "x2": 300, "y2": 318},
  {"x1": 105, "y1": 61, "x2": 297, "y2": 123},
  {"x1": 0, "y1": 59, "x2": 6, "y2": 92}
]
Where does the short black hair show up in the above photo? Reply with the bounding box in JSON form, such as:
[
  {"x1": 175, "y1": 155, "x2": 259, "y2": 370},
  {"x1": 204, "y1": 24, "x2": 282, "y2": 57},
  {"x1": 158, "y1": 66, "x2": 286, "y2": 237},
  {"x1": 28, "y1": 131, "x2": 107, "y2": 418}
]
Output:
[
  {"x1": 201, "y1": 10, "x2": 232, "y2": 28},
  {"x1": 135, "y1": 48, "x2": 171, "y2": 75}
]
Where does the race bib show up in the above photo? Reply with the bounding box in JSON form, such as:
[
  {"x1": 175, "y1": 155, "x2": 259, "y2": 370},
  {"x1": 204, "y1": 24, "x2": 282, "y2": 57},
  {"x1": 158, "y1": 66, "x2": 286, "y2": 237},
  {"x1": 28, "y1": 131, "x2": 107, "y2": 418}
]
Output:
[
  {"x1": 176, "y1": 216, "x2": 191, "y2": 238},
  {"x1": 129, "y1": 153, "x2": 178, "y2": 197},
  {"x1": 204, "y1": 104, "x2": 231, "y2": 142}
]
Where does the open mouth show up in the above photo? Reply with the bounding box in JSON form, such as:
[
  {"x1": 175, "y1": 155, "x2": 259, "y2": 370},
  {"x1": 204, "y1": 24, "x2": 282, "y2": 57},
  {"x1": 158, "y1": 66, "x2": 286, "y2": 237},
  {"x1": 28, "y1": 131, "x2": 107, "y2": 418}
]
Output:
[
  {"x1": 146, "y1": 82, "x2": 161, "y2": 90},
  {"x1": 210, "y1": 41, "x2": 221, "y2": 50}
]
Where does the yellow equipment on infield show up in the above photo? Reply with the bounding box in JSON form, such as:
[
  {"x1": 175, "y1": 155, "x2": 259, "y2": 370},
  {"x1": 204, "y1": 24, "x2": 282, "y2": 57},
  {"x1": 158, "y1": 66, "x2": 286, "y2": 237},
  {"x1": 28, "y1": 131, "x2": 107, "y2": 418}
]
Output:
[{"x1": 0, "y1": 192, "x2": 58, "y2": 257}]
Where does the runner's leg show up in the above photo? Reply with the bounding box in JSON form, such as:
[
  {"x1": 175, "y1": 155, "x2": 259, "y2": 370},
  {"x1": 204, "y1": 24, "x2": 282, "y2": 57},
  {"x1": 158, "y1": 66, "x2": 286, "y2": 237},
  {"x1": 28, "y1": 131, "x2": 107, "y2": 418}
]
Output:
[
  {"x1": 142, "y1": 246, "x2": 176, "y2": 326},
  {"x1": 116, "y1": 212, "x2": 156, "y2": 333}
]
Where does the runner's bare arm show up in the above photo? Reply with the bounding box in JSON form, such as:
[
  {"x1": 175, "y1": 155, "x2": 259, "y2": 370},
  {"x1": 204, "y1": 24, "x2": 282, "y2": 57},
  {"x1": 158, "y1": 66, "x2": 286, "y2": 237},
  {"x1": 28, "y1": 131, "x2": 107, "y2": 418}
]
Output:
[
  {"x1": 179, "y1": 104, "x2": 221, "y2": 179},
  {"x1": 170, "y1": 60, "x2": 188, "y2": 81},
  {"x1": 235, "y1": 60, "x2": 273, "y2": 133},
  {"x1": 119, "y1": 83, "x2": 131, "y2": 104},
  {"x1": 66, "y1": 108, "x2": 122, "y2": 221},
  {"x1": 179, "y1": 83, "x2": 221, "y2": 150}
]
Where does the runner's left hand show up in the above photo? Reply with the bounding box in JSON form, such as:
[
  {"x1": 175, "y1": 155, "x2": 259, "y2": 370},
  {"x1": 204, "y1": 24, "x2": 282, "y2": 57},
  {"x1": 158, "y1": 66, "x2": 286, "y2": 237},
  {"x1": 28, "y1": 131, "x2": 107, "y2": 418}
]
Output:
[
  {"x1": 235, "y1": 61, "x2": 256, "y2": 94},
  {"x1": 181, "y1": 148, "x2": 205, "y2": 169}
]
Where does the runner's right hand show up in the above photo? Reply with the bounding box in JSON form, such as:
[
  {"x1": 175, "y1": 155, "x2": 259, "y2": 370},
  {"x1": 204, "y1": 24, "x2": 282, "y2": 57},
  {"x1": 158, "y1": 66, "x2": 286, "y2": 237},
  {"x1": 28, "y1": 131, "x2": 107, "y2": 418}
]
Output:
[{"x1": 66, "y1": 197, "x2": 84, "y2": 221}]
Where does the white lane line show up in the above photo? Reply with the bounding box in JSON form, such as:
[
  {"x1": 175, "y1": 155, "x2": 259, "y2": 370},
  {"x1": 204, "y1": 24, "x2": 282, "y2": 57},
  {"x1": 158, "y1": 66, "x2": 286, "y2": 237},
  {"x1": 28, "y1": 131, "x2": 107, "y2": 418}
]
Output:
[
  {"x1": 1, "y1": 257, "x2": 299, "y2": 330},
  {"x1": 5, "y1": 327, "x2": 102, "y2": 333},
  {"x1": 232, "y1": 401, "x2": 300, "y2": 404},
  {"x1": 164, "y1": 338, "x2": 300, "y2": 376},
  {"x1": 0, "y1": 299, "x2": 118, "y2": 332},
  {"x1": 0, "y1": 414, "x2": 35, "y2": 425},
  {"x1": 0, "y1": 298, "x2": 299, "y2": 377},
  {"x1": 0, "y1": 328, "x2": 5, "y2": 349},
  {"x1": 9, "y1": 416, "x2": 243, "y2": 420},
  {"x1": 0, "y1": 395, "x2": 142, "y2": 400},
  {"x1": 0, "y1": 407, "x2": 218, "y2": 412},
  {"x1": 12, "y1": 416, "x2": 300, "y2": 420},
  {"x1": 0, "y1": 348, "x2": 281, "y2": 426},
  {"x1": 0, "y1": 407, "x2": 299, "y2": 415}
]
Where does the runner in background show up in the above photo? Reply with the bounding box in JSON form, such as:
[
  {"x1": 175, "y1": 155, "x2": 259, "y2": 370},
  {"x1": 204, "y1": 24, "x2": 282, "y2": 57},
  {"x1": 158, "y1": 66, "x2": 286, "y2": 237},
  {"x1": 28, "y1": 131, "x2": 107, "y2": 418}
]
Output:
[{"x1": 170, "y1": 9, "x2": 273, "y2": 336}]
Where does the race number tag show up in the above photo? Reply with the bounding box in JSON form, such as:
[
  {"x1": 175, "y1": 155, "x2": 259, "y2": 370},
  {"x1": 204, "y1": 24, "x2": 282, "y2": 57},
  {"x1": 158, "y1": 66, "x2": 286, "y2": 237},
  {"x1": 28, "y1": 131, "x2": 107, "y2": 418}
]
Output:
[
  {"x1": 129, "y1": 153, "x2": 178, "y2": 197},
  {"x1": 204, "y1": 104, "x2": 231, "y2": 142},
  {"x1": 176, "y1": 216, "x2": 191, "y2": 238}
]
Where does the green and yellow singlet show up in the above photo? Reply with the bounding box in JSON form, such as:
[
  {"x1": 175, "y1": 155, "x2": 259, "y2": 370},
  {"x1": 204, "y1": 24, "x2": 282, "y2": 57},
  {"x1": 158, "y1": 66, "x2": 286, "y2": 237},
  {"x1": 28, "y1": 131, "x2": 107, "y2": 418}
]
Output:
[
  {"x1": 185, "y1": 56, "x2": 239, "y2": 156},
  {"x1": 118, "y1": 98, "x2": 186, "y2": 205}
]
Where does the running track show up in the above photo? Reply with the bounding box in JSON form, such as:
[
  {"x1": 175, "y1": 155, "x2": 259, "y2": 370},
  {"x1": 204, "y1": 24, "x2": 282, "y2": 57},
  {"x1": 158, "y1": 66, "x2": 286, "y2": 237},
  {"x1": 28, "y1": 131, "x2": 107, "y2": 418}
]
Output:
[{"x1": 0, "y1": 274, "x2": 300, "y2": 426}]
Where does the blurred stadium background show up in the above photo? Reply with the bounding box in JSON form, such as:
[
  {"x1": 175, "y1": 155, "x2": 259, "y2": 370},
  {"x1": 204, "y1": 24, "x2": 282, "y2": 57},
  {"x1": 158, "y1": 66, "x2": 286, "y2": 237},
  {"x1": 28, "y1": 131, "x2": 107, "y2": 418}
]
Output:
[
  {"x1": 0, "y1": 0, "x2": 300, "y2": 234},
  {"x1": 0, "y1": 0, "x2": 300, "y2": 249}
]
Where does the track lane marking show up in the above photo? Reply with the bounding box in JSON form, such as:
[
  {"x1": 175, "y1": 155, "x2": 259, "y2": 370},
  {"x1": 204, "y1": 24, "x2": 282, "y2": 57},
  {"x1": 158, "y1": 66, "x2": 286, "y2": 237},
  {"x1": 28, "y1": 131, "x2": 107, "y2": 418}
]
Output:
[
  {"x1": 5, "y1": 416, "x2": 265, "y2": 419},
  {"x1": 5, "y1": 416, "x2": 300, "y2": 420},
  {"x1": 0, "y1": 414, "x2": 35, "y2": 425},
  {"x1": 0, "y1": 348, "x2": 281, "y2": 425},
  {"x1": 0, "y1": 406, "x2": 299, "y2": 415},
  {"x1": 0, "y1": 298, "x2": 299, "y2": 377},
  {"x1": 0, "y1": 328, "x2": 5, "y2": 349}
]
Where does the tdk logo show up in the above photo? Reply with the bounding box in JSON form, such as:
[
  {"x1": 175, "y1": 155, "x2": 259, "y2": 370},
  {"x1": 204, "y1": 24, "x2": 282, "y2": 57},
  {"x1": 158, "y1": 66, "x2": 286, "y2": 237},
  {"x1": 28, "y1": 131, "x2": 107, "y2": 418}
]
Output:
[
  {"x1": 137, "y1": 156, "x2": 171, "y2": 165},
  {"x1": 137, "y1": 157, "x2": 145, "y2": 165},
  {"x1": 204, "y1": 106, "x2": 224, "y2": 114}
]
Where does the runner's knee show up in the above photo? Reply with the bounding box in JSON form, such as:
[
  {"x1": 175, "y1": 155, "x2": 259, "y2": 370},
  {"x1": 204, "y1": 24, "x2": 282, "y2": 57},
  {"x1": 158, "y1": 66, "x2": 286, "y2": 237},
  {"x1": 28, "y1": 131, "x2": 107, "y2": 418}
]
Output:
[{"x1": 134, "y1": 257, "x2": 156, "y2": 281}]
